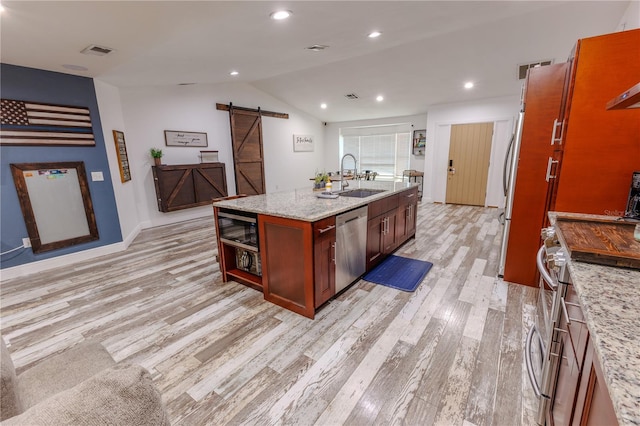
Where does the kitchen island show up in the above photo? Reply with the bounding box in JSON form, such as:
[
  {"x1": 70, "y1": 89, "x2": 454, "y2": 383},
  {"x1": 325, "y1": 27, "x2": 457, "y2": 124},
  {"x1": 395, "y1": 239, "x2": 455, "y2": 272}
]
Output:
[
  {"x1": 212, "y1": 181, "x2": 419, "y2": 318},
  {"x1": 549, "y1": 212, "x2": 640, "y2": 426}
]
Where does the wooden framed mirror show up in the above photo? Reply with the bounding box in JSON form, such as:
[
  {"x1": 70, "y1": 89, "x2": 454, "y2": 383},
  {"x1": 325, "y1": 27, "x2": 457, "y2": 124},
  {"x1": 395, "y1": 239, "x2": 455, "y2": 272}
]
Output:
[{"x1": 10, "y1": 161, "x2": 99, "y2": 253}]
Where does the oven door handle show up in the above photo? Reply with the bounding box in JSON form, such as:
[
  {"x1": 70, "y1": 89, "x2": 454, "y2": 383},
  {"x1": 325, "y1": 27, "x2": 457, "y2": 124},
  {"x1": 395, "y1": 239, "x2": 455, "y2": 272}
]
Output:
[
  {"x1": 525, "y1": 325, "x2": 546, "y2": 399},
  {"x1": 537, "y1": 246, "x2": 557, "y2": 290}
]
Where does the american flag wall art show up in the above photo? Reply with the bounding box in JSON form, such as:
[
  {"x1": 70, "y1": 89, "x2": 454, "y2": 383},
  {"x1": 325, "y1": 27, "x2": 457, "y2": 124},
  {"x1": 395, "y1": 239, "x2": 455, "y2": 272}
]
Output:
[{"x1": 0, "y1": 99, "x2": 96, "y2": 146}]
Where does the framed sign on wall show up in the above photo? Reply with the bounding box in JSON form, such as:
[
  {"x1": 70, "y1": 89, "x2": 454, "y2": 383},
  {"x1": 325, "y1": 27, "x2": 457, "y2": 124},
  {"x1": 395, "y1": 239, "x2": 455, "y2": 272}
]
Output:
[
  {"x1": 112, "y1": 130, "x2": 131, "y2": 182},
  {"x1": 164, "y1": 130, "x2": 208, "y2": 147},
  {"x1": 293, "y1": 134, "x2": 314, "y2": 152}
]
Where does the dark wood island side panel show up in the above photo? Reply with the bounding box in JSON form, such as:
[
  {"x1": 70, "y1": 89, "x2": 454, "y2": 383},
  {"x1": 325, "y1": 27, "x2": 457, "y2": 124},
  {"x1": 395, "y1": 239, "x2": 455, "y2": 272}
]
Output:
[{"x1": 259, "y1": 214, "x2": 315, "y2": 319}]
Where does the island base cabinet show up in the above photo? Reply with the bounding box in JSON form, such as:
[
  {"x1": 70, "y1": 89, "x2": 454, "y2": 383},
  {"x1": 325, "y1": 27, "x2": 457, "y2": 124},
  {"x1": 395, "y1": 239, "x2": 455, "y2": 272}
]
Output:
[
  {"x1": 313, "y1": 217, "x2": 336, "y2": 308},
  {"x1": 572, "y1": 339, "x2": 617, "y2": 426},
  {"x1": 259, "y1": 215, "x2": 315, "y2": 319}
]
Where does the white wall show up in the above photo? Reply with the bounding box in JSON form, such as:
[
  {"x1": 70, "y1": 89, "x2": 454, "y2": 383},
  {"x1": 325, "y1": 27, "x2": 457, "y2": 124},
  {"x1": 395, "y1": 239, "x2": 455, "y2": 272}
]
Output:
[
  {"x1": 117, "y1": 82, "x2": 324, "y2": 228},
  {"x1": 616, "y1": 1, "x2": 640, "y2": 31},
  {"x1": 425, "y1": 95, "x2": 520, "y2": 206},
  {"x1": 94, "y1": 79, "x2": 142, "y2": 246},
  {"x1": 323, "y1": 114, "x2": 428, "y2": 174}
]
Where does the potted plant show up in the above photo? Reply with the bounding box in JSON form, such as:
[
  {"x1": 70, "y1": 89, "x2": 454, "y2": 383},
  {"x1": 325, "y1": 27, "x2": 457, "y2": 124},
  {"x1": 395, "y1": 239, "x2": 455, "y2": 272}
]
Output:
[
  {"x1": 150, "y1": 148, "x2": 163, "y2": 166},
  {"x1": 314, "y1": 171, "x2": 329, "y2": 190}
]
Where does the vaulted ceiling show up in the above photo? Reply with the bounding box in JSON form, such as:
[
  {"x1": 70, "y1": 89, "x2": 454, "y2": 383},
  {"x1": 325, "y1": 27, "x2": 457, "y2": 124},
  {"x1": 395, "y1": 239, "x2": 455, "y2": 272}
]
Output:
[{"x1": 0, "y1": 1, "x2": 630, "y2": 122}]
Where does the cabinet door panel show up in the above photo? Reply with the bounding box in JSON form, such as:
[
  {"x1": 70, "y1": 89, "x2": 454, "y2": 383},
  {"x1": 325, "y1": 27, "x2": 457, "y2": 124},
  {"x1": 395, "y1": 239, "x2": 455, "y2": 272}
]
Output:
[
  {"x1": 259, "y1": 216, "x2": 314, "y2": 318},
  {"x1": 314, "y1": 217, "x2": 336, "y2": 308},
  {"x1": 367, "y1": 216, "x2": 384, "y2": 270}
]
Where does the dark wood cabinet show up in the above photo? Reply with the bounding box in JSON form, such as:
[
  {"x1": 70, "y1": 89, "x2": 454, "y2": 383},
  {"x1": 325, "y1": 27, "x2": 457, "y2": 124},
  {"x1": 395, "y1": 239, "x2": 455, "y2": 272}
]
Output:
[
  {"x1": 313, "y1": 217, "x2": 336, "y2": 308},
  {"x1": 216, "y1": 186, "x2": 420, "y2": 318},
  {"x1": 503, "y1": 63, "x2": 568, "y2": 287},
  {"x1": 259, "y1": 215, "x2": 315, "y2": 318},
  {"x1": 504, "y1": 29, "x2": 640, "y2": 287},
  {"x1": 550, "y1": 284, "x2": 617, "y2": 426},
  {"x1": 395, "y1": 187, "x2": 418, "y2": 246},
  {"x1": 572, "y1": 339, "x2": 618, "y2": 426},
  {"x1": 153, "y1": 163, "x2": 227, "y2": 212},
  {"x1": 366, "y1": 193, "x2": 399, "y2": 270}
]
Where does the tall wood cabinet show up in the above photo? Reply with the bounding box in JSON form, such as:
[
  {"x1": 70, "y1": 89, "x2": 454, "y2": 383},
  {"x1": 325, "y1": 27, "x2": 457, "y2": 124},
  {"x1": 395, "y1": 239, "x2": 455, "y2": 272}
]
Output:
[
  {"x1": 504, "y1": 29, "x2": 640, "y2": 287},
  {"x1": 503, "y1": 64, "x2": 568, "y2": 287}
]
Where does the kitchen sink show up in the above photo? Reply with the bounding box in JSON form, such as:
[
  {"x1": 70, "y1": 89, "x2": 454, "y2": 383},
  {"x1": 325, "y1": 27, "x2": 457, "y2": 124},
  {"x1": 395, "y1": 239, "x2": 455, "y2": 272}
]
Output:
[{"x1": 338, "y1": 188, "x2": 386, "y2": 198}]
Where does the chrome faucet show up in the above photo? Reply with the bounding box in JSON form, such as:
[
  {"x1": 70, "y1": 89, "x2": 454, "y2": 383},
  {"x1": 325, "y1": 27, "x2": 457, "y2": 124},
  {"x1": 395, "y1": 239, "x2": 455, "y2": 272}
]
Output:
[{"x1": 341, "y1": 153, "x2": 357, "y2": 189}]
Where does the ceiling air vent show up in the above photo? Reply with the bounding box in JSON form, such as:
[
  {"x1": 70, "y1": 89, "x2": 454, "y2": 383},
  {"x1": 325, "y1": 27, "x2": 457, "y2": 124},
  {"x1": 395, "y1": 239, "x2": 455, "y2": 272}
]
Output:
[
  {"x1": 305, "y1": 44, "x2": 329, "y2": 52},
  {"x1": 344, "y1": 93, "x2": 359, "y2": 100},
  {"x1": 518, "y1": 59, "x2": 553, "y2": 80},
  {"x1": 81, "y1": 44, "x2": 115, "y2": 56}
]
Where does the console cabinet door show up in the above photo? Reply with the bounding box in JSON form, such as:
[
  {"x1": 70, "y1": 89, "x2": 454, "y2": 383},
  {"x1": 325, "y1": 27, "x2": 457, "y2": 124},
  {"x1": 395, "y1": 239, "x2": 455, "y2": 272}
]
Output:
[{"x1": 314, "y1": 217, "x2": 336, "y2": 308}]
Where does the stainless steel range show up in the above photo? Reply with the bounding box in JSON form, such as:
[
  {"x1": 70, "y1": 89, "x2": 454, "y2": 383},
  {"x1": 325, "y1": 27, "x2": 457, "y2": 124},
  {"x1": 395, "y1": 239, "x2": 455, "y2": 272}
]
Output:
[{"x1": 525, "y1": 227, "x2": 572, "y2": 425}]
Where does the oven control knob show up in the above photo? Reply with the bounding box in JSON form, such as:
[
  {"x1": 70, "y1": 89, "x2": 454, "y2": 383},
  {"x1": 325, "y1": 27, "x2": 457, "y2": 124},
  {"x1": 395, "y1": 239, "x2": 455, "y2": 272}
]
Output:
[
  {"x1": 541, "y1": 227, "x2": 556, "y2": 240},
  {"x1": 551, "y1": 252, "x2": 566, "y2": 268}
]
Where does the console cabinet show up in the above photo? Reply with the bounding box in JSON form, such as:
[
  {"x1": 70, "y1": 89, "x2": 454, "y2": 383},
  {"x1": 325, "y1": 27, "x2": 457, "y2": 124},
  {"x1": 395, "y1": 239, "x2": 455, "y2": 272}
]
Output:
[{"x1": 153, "y1": 163, "x2": 227, "y2": 212}]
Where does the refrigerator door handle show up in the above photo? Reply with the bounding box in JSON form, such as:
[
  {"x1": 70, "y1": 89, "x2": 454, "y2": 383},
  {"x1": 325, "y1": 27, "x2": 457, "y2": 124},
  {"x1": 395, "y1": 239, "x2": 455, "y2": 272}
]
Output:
[
  {"x1": 545, "y1": 157, "x2": 559, "y2": 182},
  {"x1": 550, "y1": 119, "x2": 564, "y2": 145}
]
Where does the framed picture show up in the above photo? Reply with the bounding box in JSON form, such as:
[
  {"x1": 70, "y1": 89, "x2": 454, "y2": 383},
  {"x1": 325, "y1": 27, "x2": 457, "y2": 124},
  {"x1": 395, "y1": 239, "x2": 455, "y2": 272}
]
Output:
[
  {"x1": 10, "y1": 161, "x2": 99, "y2": 253},
  {"x1": 293, "y1": 134, "x2": 314, "y2": 152},
  {"x1": 164, "y1": 130, "x2": 208, "y2": 147},
  {"x1": 112, "y1": 130, "x2": 131, "y2": 182},
  {"x1": 413, "y1": 129, "x2": 426, "y2": 155}
]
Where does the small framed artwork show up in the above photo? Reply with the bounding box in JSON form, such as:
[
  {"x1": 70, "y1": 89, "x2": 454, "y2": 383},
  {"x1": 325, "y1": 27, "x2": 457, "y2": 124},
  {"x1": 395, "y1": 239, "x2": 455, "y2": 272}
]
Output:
[
  {"x1": 293, "y1": 134, "x2": 314, "y2": 152},
  {"x1": 413, "y1": 129, "x2": 426, "y2": 155},
  {"x1": 164, "y1": 130, "x2": 208, "y2": 147},
  {"x1": 112, "y1": 130, "x2": 131, "y2": 182}
]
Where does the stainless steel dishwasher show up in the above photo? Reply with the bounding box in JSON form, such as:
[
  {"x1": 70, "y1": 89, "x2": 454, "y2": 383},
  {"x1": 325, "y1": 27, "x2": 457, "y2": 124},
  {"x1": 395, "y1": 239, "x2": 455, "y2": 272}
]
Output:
[{"x1": 335, "y1": 206, "x2": 368, "y2": 293}]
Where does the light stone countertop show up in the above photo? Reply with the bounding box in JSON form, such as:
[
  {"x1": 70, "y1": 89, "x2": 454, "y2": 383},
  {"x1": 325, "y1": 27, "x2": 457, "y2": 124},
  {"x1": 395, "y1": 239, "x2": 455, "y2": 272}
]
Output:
[
  {"x1": 212, "y1": 180, "x2": 418, "y2": 222},
  {"x1": 549, "y1": 212, "x2": 640, "y2": 426}
]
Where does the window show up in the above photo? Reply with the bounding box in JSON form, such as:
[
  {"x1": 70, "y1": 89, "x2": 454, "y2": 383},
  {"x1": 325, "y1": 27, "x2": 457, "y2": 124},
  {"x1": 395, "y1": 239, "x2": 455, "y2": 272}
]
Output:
[{"x1": 340, "y1": 124, "x2": 411, "y2": 180}]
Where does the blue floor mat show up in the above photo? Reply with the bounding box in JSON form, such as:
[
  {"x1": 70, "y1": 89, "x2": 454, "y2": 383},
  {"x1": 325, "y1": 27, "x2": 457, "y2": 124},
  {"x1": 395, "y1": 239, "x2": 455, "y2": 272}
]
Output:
[{"x1": 363, "y1": 255, "x2": 433, "y2": 292}]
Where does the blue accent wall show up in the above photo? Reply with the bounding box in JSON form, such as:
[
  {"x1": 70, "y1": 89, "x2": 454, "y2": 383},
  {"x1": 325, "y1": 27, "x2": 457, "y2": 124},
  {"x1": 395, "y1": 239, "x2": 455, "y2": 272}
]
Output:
[{"x1": 1, "y1": 64, "x2": 122, "y2": 268}]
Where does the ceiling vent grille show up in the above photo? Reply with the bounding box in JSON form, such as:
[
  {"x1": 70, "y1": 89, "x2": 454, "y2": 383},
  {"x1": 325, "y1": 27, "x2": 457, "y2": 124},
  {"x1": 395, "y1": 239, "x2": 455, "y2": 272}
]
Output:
[
  {"x1": 305, "y1": 44, "x2": 329, "y2": 52},
  {"x1": 344, "y1": 93, "x2": 359, "y2": 100},
  {"x1": 81, "y1": 44, "x2": 115, "y2": 56},
  {"x1": 518, "y1": 60, "x2": 553, "y2": 80}
]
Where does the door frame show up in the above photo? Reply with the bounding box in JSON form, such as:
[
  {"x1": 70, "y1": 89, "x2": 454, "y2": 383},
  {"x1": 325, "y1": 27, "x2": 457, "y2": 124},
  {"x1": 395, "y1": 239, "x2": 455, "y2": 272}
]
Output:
[{"x1": 432, "y1": 117, "x2": 514, "y2": 207}]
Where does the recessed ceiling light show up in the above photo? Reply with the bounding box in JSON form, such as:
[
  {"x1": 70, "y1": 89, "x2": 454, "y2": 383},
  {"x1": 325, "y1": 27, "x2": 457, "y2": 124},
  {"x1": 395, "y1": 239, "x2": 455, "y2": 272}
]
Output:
[
  {"x1": 376, "y1": 95, "x2": 384, "y2": 102},
  {"x1": 464, "y1": 82, "x2": 474, "y2": 89},
  {"x1": 368, "y1": 31, "x2": 382, "y2": 38},
  {"x1": 62, "y1": 64, "x2": 88, "y2": 71},
  {"x1": 270, "y1": 10, "x2": 292, "y2": 20},
  {"x1": 230, "y1": 71, "x2": 239, "y2": 76},
  {"x1": 320, "y1": 103, "x2": 327, "y2": 109},
  {"x1": 0, "y1": 4, "x2": 5, "y2": 13}
]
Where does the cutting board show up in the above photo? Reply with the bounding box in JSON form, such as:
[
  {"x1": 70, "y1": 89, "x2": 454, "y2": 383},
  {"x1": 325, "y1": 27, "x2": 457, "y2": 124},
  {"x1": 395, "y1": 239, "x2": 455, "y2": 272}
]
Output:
[{"x1": 555, "y1": 215, "x2": 640, "y2": 270}]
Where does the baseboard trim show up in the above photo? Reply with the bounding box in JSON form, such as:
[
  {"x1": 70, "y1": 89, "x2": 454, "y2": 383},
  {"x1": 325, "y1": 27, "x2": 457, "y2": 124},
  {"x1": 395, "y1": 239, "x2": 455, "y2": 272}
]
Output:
[{"x1": 0, "y1": 241, "x2": 127, "y2": 281}]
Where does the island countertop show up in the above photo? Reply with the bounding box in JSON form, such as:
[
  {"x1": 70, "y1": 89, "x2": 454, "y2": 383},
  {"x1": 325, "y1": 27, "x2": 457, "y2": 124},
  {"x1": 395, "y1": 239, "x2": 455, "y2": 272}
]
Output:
[
  {"x1": 549, "y1": 212, "x2": 640, "y2": 426},
  {"x1": 212, "y1": 180, "x2": 418, "y2": 222}
]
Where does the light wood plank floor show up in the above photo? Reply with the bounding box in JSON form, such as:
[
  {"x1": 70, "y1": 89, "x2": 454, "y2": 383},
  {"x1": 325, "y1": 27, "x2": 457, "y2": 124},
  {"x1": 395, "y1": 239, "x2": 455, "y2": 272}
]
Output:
[{"x1": 1, "y1": 203, "x2": 539, "y2": 426}]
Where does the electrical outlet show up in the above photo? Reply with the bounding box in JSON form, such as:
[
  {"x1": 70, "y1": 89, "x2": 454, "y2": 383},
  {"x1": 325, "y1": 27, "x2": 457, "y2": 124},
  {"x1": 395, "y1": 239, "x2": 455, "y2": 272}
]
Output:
[{"x1": 22, "y1": 238, "x2": 31, "y2": 248}]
